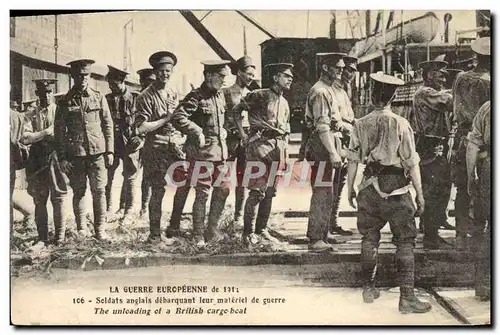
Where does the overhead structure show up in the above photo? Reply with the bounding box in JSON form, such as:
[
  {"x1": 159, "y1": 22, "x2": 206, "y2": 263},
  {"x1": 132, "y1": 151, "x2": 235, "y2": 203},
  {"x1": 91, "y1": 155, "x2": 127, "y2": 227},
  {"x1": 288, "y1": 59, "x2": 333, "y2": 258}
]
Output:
[
  {"x1": 235, "y1": 11, "x2": 275, "y2": 39},
  {"x1": 179, "y1": 10, "x2": 235, "y2": 62},
  {"x1": 350, "y1": 11, "x2": 440, "y2": 60}
]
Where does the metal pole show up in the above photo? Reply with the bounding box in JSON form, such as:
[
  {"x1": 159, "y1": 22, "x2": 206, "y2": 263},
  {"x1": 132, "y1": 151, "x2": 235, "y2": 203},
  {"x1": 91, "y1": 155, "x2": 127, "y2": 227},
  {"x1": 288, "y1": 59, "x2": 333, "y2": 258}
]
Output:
[
  {"x1": 54, "y1": 15, "x2": 58, "y2": 92},
  {"x1": 381, "y1": 11, "x2": 386, "y2": 73}
]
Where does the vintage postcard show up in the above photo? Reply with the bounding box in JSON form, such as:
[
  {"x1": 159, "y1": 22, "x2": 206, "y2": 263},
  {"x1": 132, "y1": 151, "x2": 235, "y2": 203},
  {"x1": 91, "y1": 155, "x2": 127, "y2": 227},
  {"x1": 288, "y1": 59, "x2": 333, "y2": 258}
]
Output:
[{"x1": 9, "y1": 9, "x2": 491, "y2": 325}]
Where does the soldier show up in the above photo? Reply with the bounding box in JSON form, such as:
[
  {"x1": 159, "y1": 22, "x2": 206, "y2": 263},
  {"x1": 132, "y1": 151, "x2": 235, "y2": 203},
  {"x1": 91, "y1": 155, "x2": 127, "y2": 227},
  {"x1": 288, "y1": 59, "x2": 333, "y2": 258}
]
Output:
[
  {"x1": 136, "y1": 68, "x2": 156, "y2": 219},
  {"x1": 466, "y1": 100, "x2": 491, "y2": 301},
  {"x1": 223, "y1": 56, "x2": 256, "y2": 226},
  {"x1": 341, "y1": 55, "x2": 359, "y2": 103},
  {"x1": 328, "y1": 55, "x2": 358, "y2": 238},
  {"x1": 172, "y1": 60, "x2": 233, "y2": 247},
  {"x1": 54, "y1": 59, "x2": 114, "y2": 242},
  {"x1": 135, "y1": 51, "x2": 189, "y2": 243},
  {"x1": 347, "y1": 72, "x2": 431, "y2": 314},
  {"x1": 137, "y1": 68, "x2": 156, "y2": 92},
  {"x1": 233, "y1": 63, "x2": 293, "y2": 246},
  {"x1": 21, "y1": 79, "x2": 68, "y2": 246},
  {"x1": 451, "y1": 37, "x2": 490, "y2": 250},
  {"x1": 303, "y1": 53, "x2": 345, "y2": 251},
  {"x1": 411, "y1": 60, "x2": 454, "y2": 249},
  {"x1": 104, "y1": 66, "x2": 141, "y2": 222},
  {"x1": 10, "y1": 103, "x2": 32, "y2": 228}
]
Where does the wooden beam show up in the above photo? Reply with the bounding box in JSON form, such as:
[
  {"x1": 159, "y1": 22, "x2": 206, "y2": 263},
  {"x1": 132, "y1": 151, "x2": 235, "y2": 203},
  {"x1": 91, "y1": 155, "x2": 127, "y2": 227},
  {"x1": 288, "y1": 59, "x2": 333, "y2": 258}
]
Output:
[{"x1": 179, "y1": 11, "x2": 235, "y2": 62}]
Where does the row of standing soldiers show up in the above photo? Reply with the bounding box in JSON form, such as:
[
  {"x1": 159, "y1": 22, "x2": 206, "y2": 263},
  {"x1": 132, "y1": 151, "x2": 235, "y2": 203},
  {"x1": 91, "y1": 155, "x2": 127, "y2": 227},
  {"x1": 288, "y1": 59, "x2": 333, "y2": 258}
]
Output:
[
  {"x1": 11, "y1": 52, "x2": 299, "y2": 249},
  {"x1": 10, "y1": 37, "x2": 490, "y2": 310},
  {"x1": 297, "y1": 36, "x2": 491, "y2": 313},
  {"x1": 410, "y1": 37, "x2": 491, "y2": 301}
]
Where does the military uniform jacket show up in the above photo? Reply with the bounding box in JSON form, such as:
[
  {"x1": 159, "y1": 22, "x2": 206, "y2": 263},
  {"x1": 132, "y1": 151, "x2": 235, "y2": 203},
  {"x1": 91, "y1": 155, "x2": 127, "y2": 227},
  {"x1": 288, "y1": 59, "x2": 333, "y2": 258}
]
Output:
[
  {"x1": 106, "y1": 88, "x2": 139, "y2": 156},
  {"x1": 233, "y1": 86, "x2": 290, "y2": 165},
  {"x1": 24, "y1": 102, "x2": 57, "y2": 176},
  {"x1": 452, "y1": 69, "x2": 490, "y2": 131},
  {"x1": 135, "y1": 82, "x2": 184, "y2": 160},
  {"x1": 222, "y1": 83, "x2": 250, "y2": 132},
  {"x1": 412, "y1": 86, "x2": 453, "y2": 138},
  {"x1": 172, "y1": 83, "x2": 228, "y2": 161},
  {"x1": 303, "y1": 79, "x2": 341, "y2": 161},
  {"x1": 54, "y1": 86, "x2": 114, "y2": 160}
]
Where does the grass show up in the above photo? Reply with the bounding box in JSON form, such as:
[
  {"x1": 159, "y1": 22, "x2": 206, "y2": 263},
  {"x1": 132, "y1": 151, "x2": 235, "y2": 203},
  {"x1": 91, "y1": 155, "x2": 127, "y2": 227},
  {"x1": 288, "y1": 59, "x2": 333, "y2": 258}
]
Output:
[{"x1": 10, "y1": 205, "x2": 287, "y2": 278}]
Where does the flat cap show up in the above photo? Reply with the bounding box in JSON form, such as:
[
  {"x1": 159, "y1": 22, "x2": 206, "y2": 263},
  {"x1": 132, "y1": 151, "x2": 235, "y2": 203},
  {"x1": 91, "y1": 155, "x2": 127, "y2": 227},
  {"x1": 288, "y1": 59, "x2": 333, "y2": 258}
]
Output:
[
  {"x1": 316, "y1": 52, "x2": 346, "y2": 66},
  {"x1": 137, "y1": 68, "x2": 156, "y2": 81},
  {"x1": 67, "y1": 59, "x2": 95, "y2": 74},
  {"x1": 202, "y1": 60, "x2": 232, "y2": 75},
  {"x1": 418, "y1": 60, "x2": 448, "y2": 74},
  {"x1": 149, "y1": 51, "x2": 178, "y2": 68},
  {"x1": 265, "y1": 63, "x2": 294, "y2": 76},
  {"x1": 33, "y1": 78, "x2": 57, "y2": 91},
  {"x1": 343, "y1": 56, "x2": 358, "y2": 71},
  {"x1": 106, "y1": 65, "x2": 128, "y2": 81},
  {"x1": 231, "y1": 56, "x2": 256, "y2": 75},
  {"x1": 370, "y1": 72, "x2": 405, "y2": 86},
  {"x1": 471, "y1": 37, "x2": 490, "y2": 56}
]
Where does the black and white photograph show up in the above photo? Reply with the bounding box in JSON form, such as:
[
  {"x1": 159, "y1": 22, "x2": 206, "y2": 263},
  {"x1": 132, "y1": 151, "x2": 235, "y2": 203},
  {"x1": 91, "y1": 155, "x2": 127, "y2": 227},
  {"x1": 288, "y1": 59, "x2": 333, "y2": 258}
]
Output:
[{"x1": 8, "y1": 9, "x2": 492, "y2": 325}]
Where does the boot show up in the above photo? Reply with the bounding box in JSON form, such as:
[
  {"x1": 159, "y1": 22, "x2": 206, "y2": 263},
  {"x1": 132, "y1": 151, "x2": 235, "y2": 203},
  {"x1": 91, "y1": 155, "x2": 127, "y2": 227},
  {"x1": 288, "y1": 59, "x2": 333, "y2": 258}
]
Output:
[
  {"x1": 34, "y1": 203, "x2": 49, "y2": 243},
  {"x1": 440, "y1": 221, "x2": 456, "y2": 230},
  {"x1": 399, "y1": 295, "x2": 432, "y2": 314},
  {"x1": 52, "y1": 198, "x2": 67, "y2": 245},
  {"x1": 423, "y1": 236, "x2": 453, "y2": 250},
  {"x1": 194, "y1": 235, "x2": 206, "y2": 248},
  {"x1": 330, "y1": 225, "x2": 353, "y2": 236},
  {"x1": 362, "y1": 286, "x2": 381, "y2": 303},
  {"x1": 234, "y1": 186, "x2": 245, "y2": 227},
  {"x1": 205, "y1": 189, "x2": 225, "y2": 243},
  {"x1": 258, "y1": 229, "x2": 280, "y2": 244},
  {"x1": 204, "y1": 226, "x2": 224, "y2": 244},
  {"x1": 148, "y1": 187, "x2": 165, "y2": 242},
  {"x1": 166, "y1": 226, "x2": 182, "y2": 238},
  {"x1": 475, "y1": 285, "x2": 491, "y2": 301},
  {"x1": 167, "y1": 186, "x2": 190, "y2": 237},
  {"x1": 94, "y1": 190, "x2": 111, "y2": 243},
  {"x1": 309, "y1": 240, "x2": 335, "y2": 252}
]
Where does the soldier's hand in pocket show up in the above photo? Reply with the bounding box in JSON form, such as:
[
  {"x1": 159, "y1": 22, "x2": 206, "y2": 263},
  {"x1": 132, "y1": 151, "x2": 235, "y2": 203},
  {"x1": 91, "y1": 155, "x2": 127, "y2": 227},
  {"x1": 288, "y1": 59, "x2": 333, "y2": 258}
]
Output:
[
  {"x1": 60, "y1": 160, "x2": 73, "y2": 174},
  {"x1": 104, "y1": 153, "x2": 114, "y2": 169}
]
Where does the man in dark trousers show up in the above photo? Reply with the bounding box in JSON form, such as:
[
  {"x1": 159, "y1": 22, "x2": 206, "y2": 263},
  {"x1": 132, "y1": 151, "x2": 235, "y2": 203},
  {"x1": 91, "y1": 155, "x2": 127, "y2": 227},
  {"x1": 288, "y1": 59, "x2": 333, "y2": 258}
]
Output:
[
  {"x1": 466, "y1": 100, "x2": 491, "y2": 301},
  {"x1": 54, "y1": 59, "x2": 114, "y2": 242},
  {"x1": 136, "y1": 68, "x2": 156, "y2": 219},
  {"x1": 327, "y1": 54, "x2": 358, "y2": 238},
  {"x1": 105, "y1": 66, "x2": 141, "y2": 223},
  {"x1": 233, "y1": 63, "x2": 293, "y2": 247},
  {"x1": 347, "y1": 72, "x2": 431, "y2": 314},
  {"x1": 135, "y1": 51, "x2": 189, "y2": 243},
  {"x1": 411, "y1": 60, "x2": 454, "y2": 249},
  {"x1": 303, "y1": 53, "x2": 345, "y2": 251},
  {"x1": 451, "y1": 37, "x2": 490, "y2": 250},
  {"x1": 172, "y1": 60, "x2": 233, "y2": 248},
  {"x1": 21, "y1": 79, "x2": 68, "y2": 246},
  {"x1": 223, "y1": 56, "x2": 256, "y2": 227}
]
